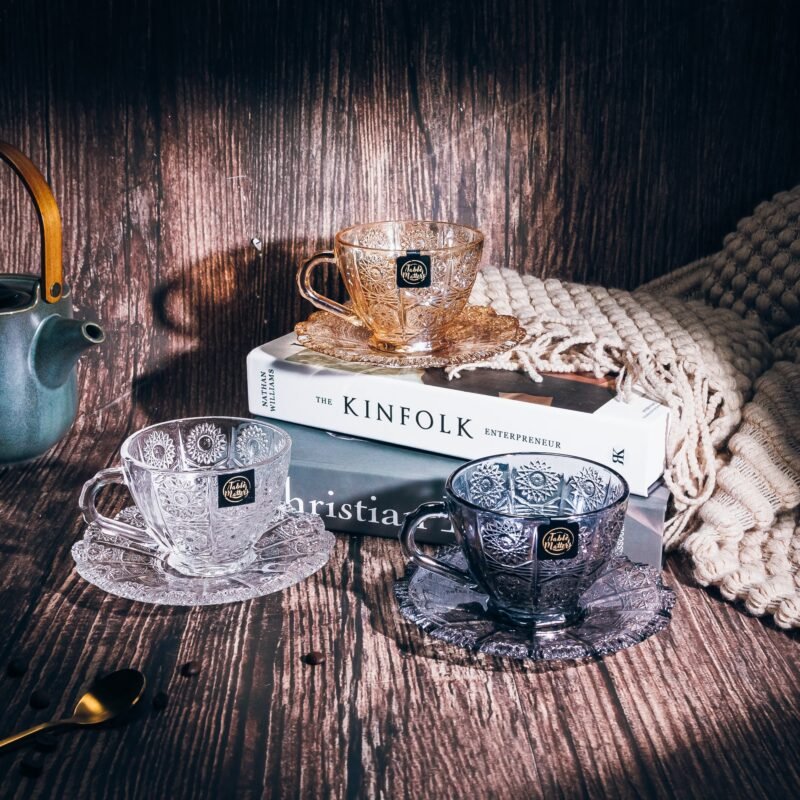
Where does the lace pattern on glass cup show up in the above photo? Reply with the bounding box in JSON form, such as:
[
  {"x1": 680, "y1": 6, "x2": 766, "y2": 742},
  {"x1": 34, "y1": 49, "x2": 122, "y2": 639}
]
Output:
[
  {"x1": 117, "y1": 417, "x2": 292, "y2": 578},
  {"x1": 451, "y1": 453, "x2": 628, "y2": 628},
  {"x1": 298, "y1": 220, "x2": 485, "y2": 356},
  {"x1": 401, "y1": 452, "x2": 629, "y2": 631}
]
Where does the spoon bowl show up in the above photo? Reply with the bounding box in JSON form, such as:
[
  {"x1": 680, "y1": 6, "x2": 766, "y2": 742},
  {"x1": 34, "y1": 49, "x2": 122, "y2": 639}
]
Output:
[
  {"x1": 0, "y1": 668, "x2": 146, "y2": 751},
  {"x1": 72, "y1": 668, "x2": 147, "y2": 725}
]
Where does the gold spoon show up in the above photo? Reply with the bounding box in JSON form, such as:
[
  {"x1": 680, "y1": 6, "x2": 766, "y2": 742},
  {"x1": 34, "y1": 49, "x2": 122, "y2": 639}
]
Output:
[{"x1": 0, "y1": 668, "x2": 146, "y2": 751}]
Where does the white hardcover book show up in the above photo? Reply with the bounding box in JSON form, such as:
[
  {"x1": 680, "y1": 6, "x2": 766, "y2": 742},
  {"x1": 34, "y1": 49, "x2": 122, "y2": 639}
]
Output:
[{"x1": 247, "y1": 333, "x2": 669, "y2": 496}]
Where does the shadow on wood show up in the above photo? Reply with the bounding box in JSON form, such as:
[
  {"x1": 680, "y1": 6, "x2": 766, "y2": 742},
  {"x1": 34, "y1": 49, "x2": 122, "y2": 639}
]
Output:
[{"x1": 131, "y1": 238, "x2": 353, "y2": 422}]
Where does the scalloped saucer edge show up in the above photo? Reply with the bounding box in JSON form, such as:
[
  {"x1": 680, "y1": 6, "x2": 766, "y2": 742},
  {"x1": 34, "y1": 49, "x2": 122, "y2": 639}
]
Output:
[
  {"x1": 71, "y1": 504, "x2": 335, "y2": 607},
  {"x1": 394, "y1": 548, "x2": 675, "y2": 662},
  {"x1": 294, "y1": 304, "x2": 526, "y2": 368}
]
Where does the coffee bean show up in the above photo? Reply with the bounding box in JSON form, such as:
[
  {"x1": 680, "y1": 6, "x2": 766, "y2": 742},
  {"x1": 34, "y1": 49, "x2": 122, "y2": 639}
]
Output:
[
  {"x1": 20, "y1": 755, "x2": 44, "y2": 777},
  {"x1": 29, "y1": 690, "x2": 51, "y2": 710},
  {"x1": 180, "y1": 660, "x2": 201, "y2": 677},
  {"x1": 33, "y1": 732, "x2": 58, "y2": 753},
  {"x1": 152, "y1": 691, "x2": 169, "y2": 710},
  {"x1": 6, "y1": 657, "x2": 28, "y2": 677},
  {"x1": 304, "y1": 651, "x2": 326, "y2": 666}
]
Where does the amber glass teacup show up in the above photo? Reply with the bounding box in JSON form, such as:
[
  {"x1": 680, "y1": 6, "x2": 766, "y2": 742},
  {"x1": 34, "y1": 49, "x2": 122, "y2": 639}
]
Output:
[{"x1": 297, "y1": 220, "x2": 484, "y2": 354}]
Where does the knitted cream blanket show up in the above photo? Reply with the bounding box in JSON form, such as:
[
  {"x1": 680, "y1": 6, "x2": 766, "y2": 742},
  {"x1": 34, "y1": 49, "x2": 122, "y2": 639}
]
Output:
[
  {"x1": 684, "y1": 334, "x2": 800, "y2": 627},
  {"x1": 454, "y1": 186, "x2": 800, "y2": 629}
]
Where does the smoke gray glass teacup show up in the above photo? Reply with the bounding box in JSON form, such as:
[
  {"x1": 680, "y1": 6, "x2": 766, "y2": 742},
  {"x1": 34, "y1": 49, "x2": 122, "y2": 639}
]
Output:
[
  {"x1": 400, "y1": 452, "x2": 629, "y2": 628},
  {"x1": 79, "y1": 417, "x2": 291, "y2": 578}
]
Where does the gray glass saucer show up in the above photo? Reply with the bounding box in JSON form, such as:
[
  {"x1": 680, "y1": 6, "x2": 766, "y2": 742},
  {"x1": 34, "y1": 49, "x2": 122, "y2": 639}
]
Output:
[
  {"x1": 395, "y1": 547, "x2": 675, "y2": 661},
  {"x1": 72, "y1": 504, "x2": 334, "y2": 606}
]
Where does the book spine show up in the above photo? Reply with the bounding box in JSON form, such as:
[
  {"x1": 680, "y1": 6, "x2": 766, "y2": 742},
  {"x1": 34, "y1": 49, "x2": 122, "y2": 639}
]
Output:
[{"x1": 247, "y1": 347, "x2": 664, "y2": 495}]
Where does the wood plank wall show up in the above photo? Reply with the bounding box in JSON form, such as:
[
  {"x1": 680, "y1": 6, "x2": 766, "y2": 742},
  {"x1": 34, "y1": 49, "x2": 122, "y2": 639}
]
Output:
[{"x1": 1, "y1": 0, "x2": 799, "y2": 417}]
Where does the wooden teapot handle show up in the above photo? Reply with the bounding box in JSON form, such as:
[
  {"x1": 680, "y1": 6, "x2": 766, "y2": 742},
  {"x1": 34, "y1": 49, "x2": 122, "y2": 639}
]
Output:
[{"x1": 0, "y1": 141, "x2": 63, "y2": 303}]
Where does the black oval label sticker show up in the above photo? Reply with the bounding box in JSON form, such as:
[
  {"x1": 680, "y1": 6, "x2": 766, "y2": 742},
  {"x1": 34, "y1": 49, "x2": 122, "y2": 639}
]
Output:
[
  {"x1": 537, "y1": 521, "x2": 579, "y2": 560},
  {"x1": 396, "y1": 252, "x2": 431, "y2": 288},
  {"x1": 218, "y1": 469, "x2": 255, "y2": 507}
]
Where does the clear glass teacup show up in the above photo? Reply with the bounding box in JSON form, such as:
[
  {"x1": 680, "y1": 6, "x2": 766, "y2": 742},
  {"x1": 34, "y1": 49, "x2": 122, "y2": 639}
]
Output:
[
  {"x1": 297, "y1": 220, "x2": 484, "y2": 354},
  {"x1": 400, "y1": 453, "x2": 629, "y2": 628},
  {"x1": 79, "y1": 417, "x2": 291, "y2": 577}
]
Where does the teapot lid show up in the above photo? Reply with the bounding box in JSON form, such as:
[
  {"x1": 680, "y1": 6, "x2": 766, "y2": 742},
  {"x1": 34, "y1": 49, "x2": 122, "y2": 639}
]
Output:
[{"x1": 0, "y1": 276, "x2": 36, "y2": 311}]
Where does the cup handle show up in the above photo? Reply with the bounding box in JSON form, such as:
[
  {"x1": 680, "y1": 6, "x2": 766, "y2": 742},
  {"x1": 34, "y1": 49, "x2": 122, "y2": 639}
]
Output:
[
  {"x1": 399, "y1": 501, "x2": 478, "y2": 588},
  {"x1": 296, "y1": 251, "x2": 362, "y2": 326},
  {"x1": 78, "y1": 467, "x2": 155, "y2": 545}
]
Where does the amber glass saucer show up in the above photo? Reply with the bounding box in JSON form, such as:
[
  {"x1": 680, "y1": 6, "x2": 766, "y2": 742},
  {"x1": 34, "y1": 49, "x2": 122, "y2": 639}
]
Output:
[{"x1": 294, "y1": 305, "x2": 525, "y2": 369}]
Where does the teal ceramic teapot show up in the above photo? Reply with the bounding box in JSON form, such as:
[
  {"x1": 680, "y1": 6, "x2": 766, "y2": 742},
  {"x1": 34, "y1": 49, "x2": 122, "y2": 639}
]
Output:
[{"x1": 0, "y1": 141, "x2": 105, "y2": 465}]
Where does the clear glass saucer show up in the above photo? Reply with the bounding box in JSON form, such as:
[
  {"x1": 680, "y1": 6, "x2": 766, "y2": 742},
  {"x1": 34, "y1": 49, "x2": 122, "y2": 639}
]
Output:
[
  {"x1": 72, "y1": 504, "x2": 334, "y2": 606},
  {"x1": 395, "y1": 548, "x2": 675, "y2": 661},
  {"x1": 294, "y1": 305, "x2": 525, "y2": 368}
]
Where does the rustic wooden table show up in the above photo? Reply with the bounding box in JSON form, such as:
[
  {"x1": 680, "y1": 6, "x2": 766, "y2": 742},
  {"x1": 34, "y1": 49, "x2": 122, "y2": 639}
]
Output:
[{"x1": 1, "y1": 407, "x2": 799, "y2": 800}]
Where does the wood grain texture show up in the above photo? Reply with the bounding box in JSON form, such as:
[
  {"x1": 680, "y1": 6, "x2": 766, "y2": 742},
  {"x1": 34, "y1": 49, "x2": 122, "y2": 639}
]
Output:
[
  {"x1": 0, "y1": 407, "x2": 799, "y2": 799},
  {"x1": 2, "y1": 0, "x2": 800, "y2": 415},
  {"x1": 1, "y1": 0, "x2": 800, "y2": 797}
]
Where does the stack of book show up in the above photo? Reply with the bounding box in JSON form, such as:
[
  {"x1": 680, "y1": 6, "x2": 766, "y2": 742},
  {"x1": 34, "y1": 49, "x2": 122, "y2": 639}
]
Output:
[{"x1": 246, "y1": 333, "x2": 670, "y2": 566}]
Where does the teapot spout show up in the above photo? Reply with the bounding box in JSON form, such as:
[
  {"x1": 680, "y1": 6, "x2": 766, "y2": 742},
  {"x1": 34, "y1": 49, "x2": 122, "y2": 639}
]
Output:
[{"x1": 33, "y1": 316, "x2": 105, "y2": 389}]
